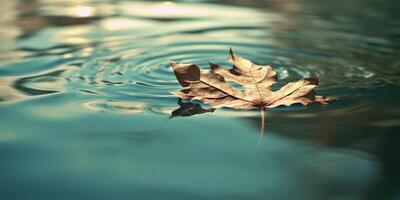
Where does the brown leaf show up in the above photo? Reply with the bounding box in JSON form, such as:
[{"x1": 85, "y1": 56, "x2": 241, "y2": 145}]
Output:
[{"x1": 170, "y1": 48, "x2": 335, "y2": 110}]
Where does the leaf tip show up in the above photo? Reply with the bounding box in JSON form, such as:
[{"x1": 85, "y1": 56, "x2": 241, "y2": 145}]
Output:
[
  {"x1": 304, "y1": 77, "x2": 319, "y2": 85},
  {"x1": 229, "y1": 47, "x2": 235, "y2": 61},
  {"x1": 208, "y1": 61, "x2": 220, "y2": 70}
]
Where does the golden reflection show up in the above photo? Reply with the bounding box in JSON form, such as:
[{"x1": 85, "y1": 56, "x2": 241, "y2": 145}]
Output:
[
  {"x1": 80, "y1": 47, "x2": 94, "y2": 56},
  {"x1": 53, "y1": 26, "x2": 91, "y2": 46},
  {"x1": 108, "y1": 101, "x2": 145, "y2": 114},
  {"x1": 84, "y1": 100, "x2": 146, "y2": 114},
  {"x1": 120, "y1": 1, "x2": 202, "y2": 18},
  {"x1": 100, "y1": 18, "x2": 156, "y2": 31},
  {"x1": 0, "y1": 51, "x2": 30, "y2": 65},
  {"x1": 102, "y1": 19, "x2": 131, "y2": 31},
  {"x1": 59, "y1": 26, "x2": 91, "y2": 36},
  {"x1": 69, "y1": 6, "x2": 95, "y2": 17},
  {"x1": 63, "y1": 37, "x2": 90, "y2": 45},
  {"x1": 0, "y1": 77, "x2": 26, "y2": 103},
  {"x1": 0, "y1": 0, "x2": 20, "y2": 44},
  {"x1": 32, "y1": 79, "x2": 65, "y2": 91},
  {"x1": 119, "y1": 1, "x2": 273, "y2": 21},
  {"x1": 155, "y1": 1, "x2": 176, "y2": 14}
]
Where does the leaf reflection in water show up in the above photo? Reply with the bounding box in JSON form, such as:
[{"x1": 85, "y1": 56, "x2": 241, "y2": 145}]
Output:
[{"x1": 170, "y1": 98, "x2": 215, "y2": 119}]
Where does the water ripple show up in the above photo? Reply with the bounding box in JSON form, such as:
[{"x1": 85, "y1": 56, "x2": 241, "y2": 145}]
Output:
[{"x1": 0, "y1": 1, "x2": 398, "y2": 118}]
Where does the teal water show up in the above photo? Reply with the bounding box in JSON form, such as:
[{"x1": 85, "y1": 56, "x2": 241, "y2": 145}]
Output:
[{"x1": 0, "y1": 0, "x2": 399, "y2": 199}]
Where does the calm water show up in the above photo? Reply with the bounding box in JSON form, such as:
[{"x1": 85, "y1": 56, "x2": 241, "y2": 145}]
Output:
[{"x1": 1, "y1": 0, "x2": 399, "y2": 199}]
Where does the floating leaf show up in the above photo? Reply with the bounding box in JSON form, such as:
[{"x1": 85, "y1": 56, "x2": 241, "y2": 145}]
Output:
[{"x1": 170, "y1": 48, "x2": 335, "y2": 146}]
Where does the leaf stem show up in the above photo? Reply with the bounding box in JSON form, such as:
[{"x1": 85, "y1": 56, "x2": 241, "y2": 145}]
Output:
[{"x1": 257, "y1": 107, "x2": 266, "y2": 149}]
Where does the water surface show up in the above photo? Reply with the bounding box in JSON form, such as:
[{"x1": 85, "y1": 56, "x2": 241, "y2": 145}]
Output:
[{"x1": 0, "y1": 0, "x2": 399, "y2": 199}]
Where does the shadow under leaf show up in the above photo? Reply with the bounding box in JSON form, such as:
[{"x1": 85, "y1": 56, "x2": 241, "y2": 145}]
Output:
[{"x1": 170, "y1": 98, "x2": 215, "y2": 118}]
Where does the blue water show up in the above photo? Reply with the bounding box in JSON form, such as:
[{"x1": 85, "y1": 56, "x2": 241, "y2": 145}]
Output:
[{"x1": 0, "y1": 0, "x2": 399, "y2": 199}]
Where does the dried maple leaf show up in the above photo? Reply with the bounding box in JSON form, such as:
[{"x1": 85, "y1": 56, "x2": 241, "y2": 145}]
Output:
[{"x1": 170, "y1": 48, "x2": 335, "y2": 144}]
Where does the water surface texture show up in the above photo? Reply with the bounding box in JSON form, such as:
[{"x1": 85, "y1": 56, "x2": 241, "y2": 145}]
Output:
[{"x1": 1, "y1": 0, "x2": 399, "y2": 199}]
